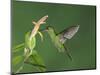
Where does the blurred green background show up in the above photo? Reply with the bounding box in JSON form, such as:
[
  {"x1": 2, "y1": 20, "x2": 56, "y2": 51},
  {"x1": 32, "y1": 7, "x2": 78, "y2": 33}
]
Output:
[{"x1": 12, "y1": 1, "x2": 96, "y2": 73}]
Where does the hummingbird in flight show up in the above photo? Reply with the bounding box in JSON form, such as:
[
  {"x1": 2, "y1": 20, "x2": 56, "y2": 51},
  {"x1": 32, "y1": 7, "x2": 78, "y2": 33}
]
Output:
[{"x1": 45, "y1": 25, "x2": 80, "y2": 60}]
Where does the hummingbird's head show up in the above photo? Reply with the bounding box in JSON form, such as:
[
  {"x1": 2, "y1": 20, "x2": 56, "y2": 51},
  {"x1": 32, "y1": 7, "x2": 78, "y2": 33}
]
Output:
[
  {"x1": 44, "y1": 26, "x2": 56, "y2": 37},
  {"x1": 46, "y1": 26, "x2": 54, "y2": 33},
  {"x1": 46, "y1": 26, "x2": 56, "y2": 39}
]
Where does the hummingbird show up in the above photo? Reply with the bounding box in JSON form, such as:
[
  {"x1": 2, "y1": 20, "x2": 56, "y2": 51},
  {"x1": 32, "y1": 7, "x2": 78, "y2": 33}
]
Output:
[{"x1": 46, "y1": 25, "x2": 80, "y2": 60}]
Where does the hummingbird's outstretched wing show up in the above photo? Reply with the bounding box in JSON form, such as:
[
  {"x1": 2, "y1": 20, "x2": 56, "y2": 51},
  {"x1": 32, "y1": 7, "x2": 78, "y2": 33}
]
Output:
[{"x1": 58, "y1": 25, "x2": 80, "y2": 44}]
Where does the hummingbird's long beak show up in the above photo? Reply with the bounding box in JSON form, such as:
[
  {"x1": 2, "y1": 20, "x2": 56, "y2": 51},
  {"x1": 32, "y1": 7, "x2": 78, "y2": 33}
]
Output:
[
  {"x1": 41, "y1": 25, "x2": 50, "y2": 32},
  {"x1": 44, "y1": 29, "x2": 48, "y2": 32},
  {"x1": 40, "y1": 28, "x2": 48, "y2": 32}
]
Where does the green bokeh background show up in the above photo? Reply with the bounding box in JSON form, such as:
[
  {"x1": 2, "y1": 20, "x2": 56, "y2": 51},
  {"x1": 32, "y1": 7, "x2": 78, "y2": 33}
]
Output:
[{"x1": 12, "y1": 1, "x2": 96, "y2": 73}]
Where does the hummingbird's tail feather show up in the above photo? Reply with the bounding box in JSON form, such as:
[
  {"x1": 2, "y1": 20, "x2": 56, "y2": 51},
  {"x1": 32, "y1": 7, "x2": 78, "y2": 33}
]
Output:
[{"x1": 63, "y1": 44, "x2": 72, "y2": 61}]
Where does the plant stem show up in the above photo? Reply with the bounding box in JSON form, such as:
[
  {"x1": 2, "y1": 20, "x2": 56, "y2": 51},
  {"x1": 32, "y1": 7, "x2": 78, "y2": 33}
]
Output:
[{"x1": 12, "y1": 43, "x2": 24, "y2": 53}]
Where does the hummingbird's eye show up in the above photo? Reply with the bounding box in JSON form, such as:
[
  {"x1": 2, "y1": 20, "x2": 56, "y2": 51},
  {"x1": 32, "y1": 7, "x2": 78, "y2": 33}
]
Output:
[
  {"x1": 46, "y1": 26, "x2": 49, "y2": 30},
  {"x1": 46, "y1": 26, "x2": 51, "y2": 29}
]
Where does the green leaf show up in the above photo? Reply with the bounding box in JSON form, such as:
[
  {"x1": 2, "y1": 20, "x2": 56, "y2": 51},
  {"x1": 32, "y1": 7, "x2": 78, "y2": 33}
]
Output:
[
  {"x1": 12, "y1": 43, "x2": 24, "y2": 53},
  {"x1": 25, "y1": 50, "x2": 46, "y2": 72},
  {"x1": 25, "y1": 31, "x2": 36, "y2": 50},
  {"x1": 38, "y1": 31, "x2": 43, "y2": 41},
  {"x1": 30, "y1": 36, "x2": 36, "y2": 50},
  {"x1": 12, "y1": 56, "x2": 23, "y2": 66},
  {"x1": 25, "y1": 61, "x2": 46, "y2": 68}
]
